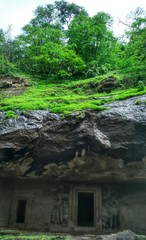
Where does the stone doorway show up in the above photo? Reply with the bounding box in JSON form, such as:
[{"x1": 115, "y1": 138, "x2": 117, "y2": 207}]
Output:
[{"x1": 70, "y1": 186, "x2": 102, "y2": 231}]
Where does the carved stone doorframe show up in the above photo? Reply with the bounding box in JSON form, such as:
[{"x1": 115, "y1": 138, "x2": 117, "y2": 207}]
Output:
[
  {"x1": 9, "y1": 195, "x2": 32, "y2": 228},
  {"x1": 69, "y1": 186, "x2": 102, "y2": 231}
]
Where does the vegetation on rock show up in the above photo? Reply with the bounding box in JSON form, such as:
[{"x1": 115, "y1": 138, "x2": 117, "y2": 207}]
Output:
[{"x1": 0, "y1": 73, "x2": 146, "y2": 115}]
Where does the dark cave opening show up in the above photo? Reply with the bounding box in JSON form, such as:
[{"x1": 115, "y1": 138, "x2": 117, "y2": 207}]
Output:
[
  {"x1": 16, "y1": 200, "x2": 27, "y2": 223},
  {"x1": 77, "y1": 192, "x2": 94, "y2": 227}
]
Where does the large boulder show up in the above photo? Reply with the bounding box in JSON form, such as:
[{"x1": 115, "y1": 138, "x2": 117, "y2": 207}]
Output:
[
  {"x1": 98, "y1": 76, "x2": 121, "y2": 93},
  {"x1": 96, "y1": 230, "x2": 137, "y2": 240}
]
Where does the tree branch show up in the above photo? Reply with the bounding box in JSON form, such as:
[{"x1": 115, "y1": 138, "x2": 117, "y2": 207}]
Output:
[{"x1": 118, "y1": 18, "x2": 131, "y2": 27}]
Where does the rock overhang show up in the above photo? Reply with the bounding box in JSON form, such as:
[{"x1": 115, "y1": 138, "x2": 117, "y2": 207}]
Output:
[{"x1": 0, "y1": 95, "x2": 146, "y2": 181}]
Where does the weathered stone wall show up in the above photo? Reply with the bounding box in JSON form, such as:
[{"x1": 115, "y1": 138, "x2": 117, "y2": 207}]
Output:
[
  {"x1": 0, "y1": 179, "x2": 13, "y2": 227},
  {"x1": 102, "y1": 184, "x2": 146, "y2": 233},
  {"x1": 0, "y1": 179, "x2": 146, "y2": 233},
  {"x1": 0, "y1": 178, "x2": 70, "y2": 231}
]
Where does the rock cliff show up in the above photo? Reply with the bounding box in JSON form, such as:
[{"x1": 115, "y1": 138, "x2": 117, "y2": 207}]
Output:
[{"x1": 0, "y1": 95, "x2": 146, "y2": 182}]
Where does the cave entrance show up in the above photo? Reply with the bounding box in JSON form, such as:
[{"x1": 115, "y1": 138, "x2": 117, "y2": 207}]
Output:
[
  {"x1": 77, "y1": 192, "x2": 94, "y2": 227},
  {"x1": 16, "y1": 200, "x2": 27, "y2": 223}
]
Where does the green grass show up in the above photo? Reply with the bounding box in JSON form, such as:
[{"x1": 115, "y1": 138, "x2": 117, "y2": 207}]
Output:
[
  {"x1": 0, "y1": 235, "x2": 69, "y2": 240},
  {"x1": 0, "y1": 230, "x2": 70, "y2": 240},
  {"x1": 0, "y1": 73, "x2": 146, "y2": 115}
]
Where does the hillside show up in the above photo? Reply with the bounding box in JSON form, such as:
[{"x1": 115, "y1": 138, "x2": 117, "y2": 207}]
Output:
[{"x1": 1, "y1": 73, "x2": 146, "y2": 117}]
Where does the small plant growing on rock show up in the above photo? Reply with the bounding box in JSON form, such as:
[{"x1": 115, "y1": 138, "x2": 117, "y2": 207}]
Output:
[
  {"x1": 137, "y1": 80, "x2": 145, "y2": 92},
  {"x1": 5, "y1": 110, "x2": 16, "y2": 119},
  {"x1": 136, "y1": 99, "x2": 142, "y2": 105}
]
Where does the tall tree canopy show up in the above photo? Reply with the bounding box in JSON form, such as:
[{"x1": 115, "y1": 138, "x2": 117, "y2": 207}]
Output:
[
  {"x1": 30, "y1": 0, "x2": 88, "y2": 28},
  {"x1": 0, "y1": 1, "x2": 145, "y2": 82},
  {"x1": 67, "y1": 12, "x2": 118, "y2": 75}
]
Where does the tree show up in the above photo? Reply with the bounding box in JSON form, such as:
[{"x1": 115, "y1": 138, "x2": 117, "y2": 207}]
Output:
[
  {"x1": 119, "y1": 8, "x2": 146, "y2": 80},
  {"x1": 30, "y1": 0, "x2": 88, "y2": 29},
  {"x1": 67, "y1": 12, "x2": 118, "y2": 75},
  {"x1": 54, "y1": 0, "x2": 88, "y2": 27},
  {"x1": 30, "y1": 4, "x2": 56, "y2": 27},
  {"x1": 15, "y1": 24, "x2": 86, "y2": 78},
  {"x1": 0, "y1": 27, "x2": 16, "y2": 76},
  {"x1": 30, "y1": 43, "x2": 86, "y2": 78}
]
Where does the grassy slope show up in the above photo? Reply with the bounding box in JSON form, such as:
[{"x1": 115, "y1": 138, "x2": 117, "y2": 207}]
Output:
[{"x1": 0, "y1": 73, "x2": 146, "y2": 115}]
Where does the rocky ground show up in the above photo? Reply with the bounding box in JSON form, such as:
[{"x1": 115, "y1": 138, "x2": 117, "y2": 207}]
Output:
[{"x1": 71, "y1": 231, "x2": 140, "y2": 240}]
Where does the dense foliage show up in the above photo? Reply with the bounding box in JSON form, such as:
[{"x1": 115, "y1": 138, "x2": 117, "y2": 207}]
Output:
[
  {"x1": 0, "y1": 0, "x2": 146, "y2": 83},
  {"x1": 118, "y1": 7, "x2": 146, "y2": 81}
]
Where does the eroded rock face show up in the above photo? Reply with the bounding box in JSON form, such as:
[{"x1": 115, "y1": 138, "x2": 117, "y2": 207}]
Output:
[
  {"x1": 0, "y1": 95, "x2": 146, "y2": 181},
  {"x1": 0, "y1": 77, "x2": 29, "y2": 96},
  {"x1": 0, "y1": 77, "x2": 28, "y2": 88}
]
